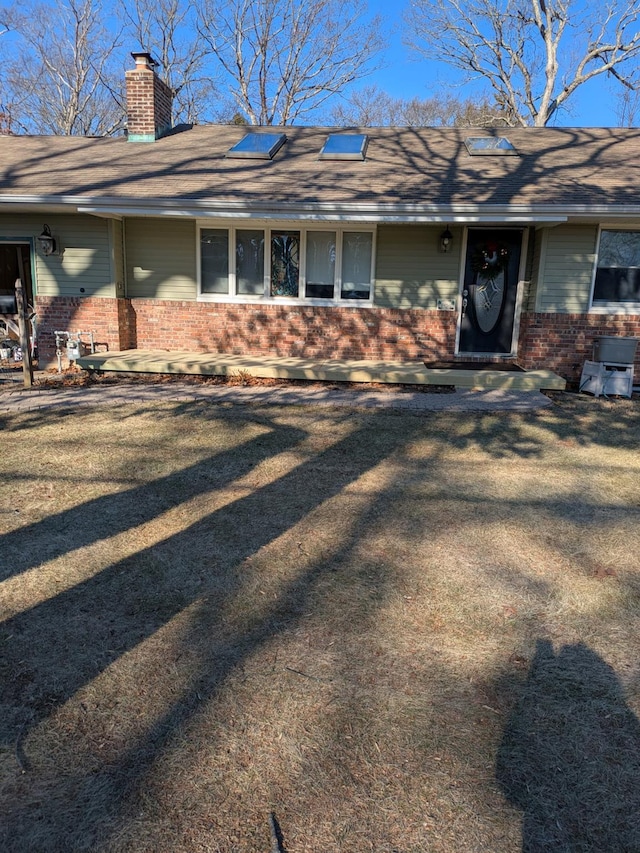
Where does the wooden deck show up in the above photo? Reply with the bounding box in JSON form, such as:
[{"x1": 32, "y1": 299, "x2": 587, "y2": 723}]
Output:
[{"x1": 76, "y1": 350, "x2": 567, "y2": 392}]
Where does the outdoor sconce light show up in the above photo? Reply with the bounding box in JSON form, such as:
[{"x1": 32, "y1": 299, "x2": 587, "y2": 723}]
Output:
[
  {"x1": 439, "y1": 226, "x2": 453, "y2": 253},
  {"x1": 37, "y1": 224, "x2": 57, "y2": 256}
]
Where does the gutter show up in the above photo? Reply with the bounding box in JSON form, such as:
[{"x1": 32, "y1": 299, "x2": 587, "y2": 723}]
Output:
[{"x1": 3, "y1": 193, "x2": 640, "y2": 223}]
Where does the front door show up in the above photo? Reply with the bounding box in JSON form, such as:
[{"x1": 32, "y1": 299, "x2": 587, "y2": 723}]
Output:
[
  {"x1": 457, "y1": 228, "x2": 524, "y2": 355},
  {"x1": 0, "y1": 244, "x2": 33, "y2": 313}
]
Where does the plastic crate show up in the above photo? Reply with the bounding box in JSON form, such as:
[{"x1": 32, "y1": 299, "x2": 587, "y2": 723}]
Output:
[{"x1": 593, "y1": 336, "x2": 638, "y2": 364}]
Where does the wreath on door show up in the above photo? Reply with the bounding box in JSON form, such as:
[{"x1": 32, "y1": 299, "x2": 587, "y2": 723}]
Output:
[{"x1": 470, "y1": 241, "x2": 510, "y2": 281}]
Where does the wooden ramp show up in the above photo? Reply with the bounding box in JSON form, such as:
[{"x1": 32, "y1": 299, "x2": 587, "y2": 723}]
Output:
[{"x1": 76, "y1": 350, "x2": 566, "y2": 392}]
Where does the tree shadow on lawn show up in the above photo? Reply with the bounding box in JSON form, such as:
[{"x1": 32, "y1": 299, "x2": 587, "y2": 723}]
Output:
[
  {"x1": 0, "y1": 407, "x2": 309, "y2": 584},
  {"x1": 6, "y1": 395, "x2": 639, "y2": 590},
  {"x1": 497, "y1": 639, "x2": 640, "y2": 852},
  {"x1": 0, "y1": 407, "x2": 427, "y2": 851},
  {"x1": 2, "y1": 400, "x2": 640, "y2": 849}
]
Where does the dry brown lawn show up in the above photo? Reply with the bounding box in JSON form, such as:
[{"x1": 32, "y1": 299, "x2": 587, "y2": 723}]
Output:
[{"x1": 1, "y1": 390, "x2": 639, "y2": 852}]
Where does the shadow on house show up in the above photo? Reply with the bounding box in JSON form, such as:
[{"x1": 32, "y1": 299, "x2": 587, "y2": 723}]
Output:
[{"x1": 496, "y1": 640, "x2": 640, "y2": 852}]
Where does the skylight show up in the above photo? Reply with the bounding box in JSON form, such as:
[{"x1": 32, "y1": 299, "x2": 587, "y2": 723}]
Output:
[
  {"x1": 319, "y1": 133, "x2": 368, "y2": 160},
  {"x1": 226, "y1": 132, "x2": 287, "y2": 160},
  {"x1": 464, "y1": 136, "x2": 517, "y2": 155}
]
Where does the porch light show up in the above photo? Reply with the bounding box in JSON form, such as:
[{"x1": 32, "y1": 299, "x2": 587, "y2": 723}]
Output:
[
  {"x1": 37, "y1": 224, "x2": 57, "y2": 256},
  {"x1": 439, "y1": 226, "x2": 453, "y2": 253}
]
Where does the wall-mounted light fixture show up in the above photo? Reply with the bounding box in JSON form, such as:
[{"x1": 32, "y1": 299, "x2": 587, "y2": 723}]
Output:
[
  {"x1": 439, "y1": 226, "x2": 453, "y2": 254},
  {"x1": 37, "y1": 224, "x2": 57, "y2": 256}
]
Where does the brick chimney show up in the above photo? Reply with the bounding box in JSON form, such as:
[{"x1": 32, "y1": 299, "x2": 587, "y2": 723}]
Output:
[{"x1": 125, "y1": 52, "x2": 172, "y2": 142}]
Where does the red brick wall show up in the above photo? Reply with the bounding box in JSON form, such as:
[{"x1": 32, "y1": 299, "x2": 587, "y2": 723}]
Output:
[
  {"x1": 127, "y1": 299, "x2": 457, "y2": 361},
  {"x1": 518, "y1": 313, "x2": 640, "y2": 383},
  {"x1": 35, "y1": 296, "x2": 640, "y2": 383},
  {"x1": 35, "y1": 296, "x2": 129, "y2": 364},
  {"x1": 35, "y1": 296, "x2": 458, "y2": 364}
]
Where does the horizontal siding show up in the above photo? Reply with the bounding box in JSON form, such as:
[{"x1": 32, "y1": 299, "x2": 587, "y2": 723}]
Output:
[
  {"x1": 0, "y1": 213, "x2": 114, "y2": 297},
  {"x1": 525, "y1": 227, "x2": 543, "y2": 311},
  {"x1": 374, "y1": 225, "x2": 461, "y2": 309},
  {"x1": 125, "y1": 218, "x2": 197, "y2": 300},
  {"x1": 111, "y1": 220, "x2": 125, "y2": 297},
  {"x1": 537, "y1": 224, "x2": 598, "y2": 313}
]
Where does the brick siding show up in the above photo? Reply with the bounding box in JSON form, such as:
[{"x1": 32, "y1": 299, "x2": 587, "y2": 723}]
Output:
[
  {"x1": 127, "y1": 300, "x2": 458, "y2": 361},
  {"x1": 35, "y1": 296, "x2": 457, "y2": 365},
  {"x1": 35, "y1": 296, "x2": 130, "y2": 363},
  {"x1": 518, "y1": 313, "x2": 640, "y2": 383},
  {"x1": 35, "y1": 296, "x2": 640, "y2": 382}
]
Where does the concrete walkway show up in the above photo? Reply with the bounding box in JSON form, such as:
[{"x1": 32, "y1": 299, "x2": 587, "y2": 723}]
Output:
[{"x1": 0, "y1": 376, "x2": 554, "y2": 414}]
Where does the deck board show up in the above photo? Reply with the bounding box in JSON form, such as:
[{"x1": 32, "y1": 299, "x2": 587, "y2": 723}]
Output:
[{"x1": 76, "y1": 350, "x2": 567, "y2": 391}]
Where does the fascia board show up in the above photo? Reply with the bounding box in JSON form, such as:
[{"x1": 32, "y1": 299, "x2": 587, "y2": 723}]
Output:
[
  {"x1": 4, "y1": 193, "x2": 640, "y2": 223},
  {"x1": 76, "y1": 203, "x2": 569, "y2": 225}
]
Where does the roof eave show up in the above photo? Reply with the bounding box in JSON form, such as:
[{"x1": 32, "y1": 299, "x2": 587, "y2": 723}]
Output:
[{"x1": 2, "y1": 194, "x2": 640, "y2": 224}]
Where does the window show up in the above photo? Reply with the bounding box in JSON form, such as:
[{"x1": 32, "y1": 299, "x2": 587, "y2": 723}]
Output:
[
  {"x1": 199, "y1": 225, "x2": 374, "y2": 303},
  {"x1": 226, "y1": 132, "x2": 287, "y2": 159},
  {"x1": 236, "y1": 229, "x2": 264, "y2": 295},
  {"x1": 341, "y1": 232, "x2": 373, "y2": 300},
  {"x1": 464, "y1": 136, "x2": 517, "y2": 156},
  {"x1": 592, "y1": 229, "x2": 640, "y2": 306},
  {"x1": 200, "y1": 229, "x2": 229, "y2": 294},
  {"x1": 306, "y1": 231, "x2": 336, "y2": 298},
  {"x1": 271, "y1": 231, "x2": 300, "y2": 296},
  {"x1": 319, "y1": 133, "x2": 368, "y2": 160}
]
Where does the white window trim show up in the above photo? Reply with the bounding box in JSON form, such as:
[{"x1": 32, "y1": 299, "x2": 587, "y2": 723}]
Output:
[
  {"x1": 197, "y1": 221, "x2": 376, "y2": 306},
  {"x1": 589, "y1": 225, "x2": 640, "y2": 315}
]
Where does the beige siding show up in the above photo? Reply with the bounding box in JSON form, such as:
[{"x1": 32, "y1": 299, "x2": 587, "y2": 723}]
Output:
[
  {"x1": 374, "y1": 225, "x2": 461, "y2": 309},
  {"x1": 524, "y1": 227, "x2": 544, "y2": 311},
  {"x1": 125, "y1": 218, "x2": 197, "y2": 299},
  {"x1": 0, "y1": 213, "x2": 114, "y2": 297},
  {"x1": 110, "y1": 220, "x2": 125, "y2": 297},
  {"x1": 536, "y1": 224, "x2": 598, "y2": 313}
]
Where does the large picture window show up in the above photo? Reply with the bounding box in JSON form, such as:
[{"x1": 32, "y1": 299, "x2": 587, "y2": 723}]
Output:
[
  {"x1": 592, "y1": 230, "x2": 640, "y2": 305},
  {"x1": 199, "y1": 225, "x2": 374, "y2": 303}
]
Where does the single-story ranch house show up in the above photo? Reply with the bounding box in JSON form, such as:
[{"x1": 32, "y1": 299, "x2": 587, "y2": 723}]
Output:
[{"x1": 2, "y1": 52, "x2": 640, "y2": 384}]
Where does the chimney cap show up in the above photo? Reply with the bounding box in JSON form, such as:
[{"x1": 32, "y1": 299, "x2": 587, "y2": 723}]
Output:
[{"x1": 131, "y1": 51, "x2": 158, "y2": 69}]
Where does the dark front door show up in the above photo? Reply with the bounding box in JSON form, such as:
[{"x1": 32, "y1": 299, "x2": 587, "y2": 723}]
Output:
[{"x1": 458, "y1": 228, "x2": 523, "y2": 355}]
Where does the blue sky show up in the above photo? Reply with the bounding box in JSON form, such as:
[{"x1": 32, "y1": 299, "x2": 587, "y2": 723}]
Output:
[{"x1": 362, "y1": 0, "x2": 618, "y2": 126}]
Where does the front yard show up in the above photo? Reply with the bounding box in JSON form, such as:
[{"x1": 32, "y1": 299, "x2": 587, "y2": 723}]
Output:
[{"x1": 1, "y1": 392, "x2": 639, "y2": 852}]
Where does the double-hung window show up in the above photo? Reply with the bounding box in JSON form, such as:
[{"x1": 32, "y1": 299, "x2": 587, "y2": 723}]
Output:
[
  {"x1": 199, "y1": 225, "x2": 374, "y2": 303},
  {"x1": 591, "y1": 229, "x2": 640, "y2": 309}
]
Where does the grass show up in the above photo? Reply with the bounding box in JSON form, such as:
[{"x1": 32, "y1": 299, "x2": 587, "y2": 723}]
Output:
[{"x1": 1, "y1": 390, "x2": 640, "y2": 852}]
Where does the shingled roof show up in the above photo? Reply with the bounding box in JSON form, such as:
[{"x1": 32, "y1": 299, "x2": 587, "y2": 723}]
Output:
[{"x1": 1, "y1": 125, "x2": 639, "y2": 221}]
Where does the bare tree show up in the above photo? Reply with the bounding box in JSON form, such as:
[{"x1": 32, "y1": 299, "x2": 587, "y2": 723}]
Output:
[
  {"x1": 5, "y1": 0, "x2": 123, "y2": 135},
  {"x1": 615, "y1": 86, "x2": 640, "y2": 127},
  {"x1": 405, "y1": 0, "x2": 640, "y2": 127},
  {"x1": 197, "y1": 0, "x2": 384, "y2": 125},
  {"x1": 0, "y1": 15, "x2": 13, "y2": 133},
  {"x1": 118, "y1": 0, "x2": 218, "y2": 125},
  {"x1": 329, "y1": 84, "x2": 509, "y2": 126}
]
